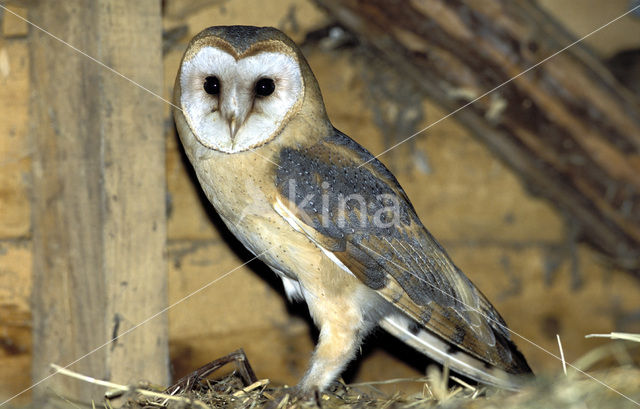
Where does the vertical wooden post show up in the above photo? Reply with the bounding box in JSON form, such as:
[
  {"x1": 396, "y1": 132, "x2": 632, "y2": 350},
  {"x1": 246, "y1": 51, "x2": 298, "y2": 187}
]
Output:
[{"x1": 29, "y1": 0, "x2": 168, "y2": 405}]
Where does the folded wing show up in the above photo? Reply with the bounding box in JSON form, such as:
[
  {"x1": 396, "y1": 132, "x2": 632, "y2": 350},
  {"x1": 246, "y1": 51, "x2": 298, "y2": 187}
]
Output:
[{"x1": 273, "y1": 129, "x2": 532, "y2": 384}]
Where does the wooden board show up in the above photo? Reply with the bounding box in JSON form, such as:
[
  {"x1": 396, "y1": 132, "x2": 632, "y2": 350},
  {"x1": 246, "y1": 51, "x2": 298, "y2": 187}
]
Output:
[{"x1": 28, "y1": 1, "x2": 168, "y2": 405}]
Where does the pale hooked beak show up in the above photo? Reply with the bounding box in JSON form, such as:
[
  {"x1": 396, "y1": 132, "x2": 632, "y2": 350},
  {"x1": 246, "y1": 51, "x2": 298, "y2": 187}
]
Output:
[
  {"x1": 228, "y1": 114, "x2": 239, "y2": 142},
  {"x1": 221, "y1": 87, "x2": 248, "y2": 145}
]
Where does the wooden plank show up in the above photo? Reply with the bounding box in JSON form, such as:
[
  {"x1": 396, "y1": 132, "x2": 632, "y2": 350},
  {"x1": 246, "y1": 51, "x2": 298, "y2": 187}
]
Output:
[
  {"x1": 0, "y1": 38, "x2": 30, "y2": 239},
  {"x1": 315, "y1": 0, "x2": 640, "y2": 271},
  {"x1": 29, "y1": 0, "x2": 168, "y2": 405},
  {"x1": 0, "y1": 240, "x2": 32, "y2": 405}
]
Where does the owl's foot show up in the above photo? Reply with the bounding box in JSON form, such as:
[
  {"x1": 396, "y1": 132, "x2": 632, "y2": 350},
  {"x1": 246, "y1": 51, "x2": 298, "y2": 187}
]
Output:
[{"x1": 325, "y1": 379, "x2": 349, "y2": 397}]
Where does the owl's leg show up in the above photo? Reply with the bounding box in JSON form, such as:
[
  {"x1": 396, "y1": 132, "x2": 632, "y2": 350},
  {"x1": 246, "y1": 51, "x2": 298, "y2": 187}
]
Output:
[
  {"x1": 297, "y1": 297, "x2": 373, "y2": 392},
  {"x1": 298, "y1": 321, "x2": 362, "y2": 392}
]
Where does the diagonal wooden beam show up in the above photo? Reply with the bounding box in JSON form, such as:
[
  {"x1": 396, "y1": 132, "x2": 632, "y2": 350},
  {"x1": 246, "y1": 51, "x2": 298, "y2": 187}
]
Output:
[{"x1": 315, "y1": 0, "x2": 640, "y2": 271}]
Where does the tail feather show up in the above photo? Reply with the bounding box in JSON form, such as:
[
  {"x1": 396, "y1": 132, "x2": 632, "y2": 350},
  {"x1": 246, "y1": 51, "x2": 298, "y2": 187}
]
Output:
[{"x1": 380, "y1": 314, "x2": 531, "y2": 390}]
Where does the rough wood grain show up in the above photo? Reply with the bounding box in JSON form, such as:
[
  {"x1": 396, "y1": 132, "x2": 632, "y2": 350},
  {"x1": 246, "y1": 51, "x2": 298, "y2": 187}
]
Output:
[
  {"x1": 29, "y1": 1, "x2": 168, "y2": 405},
  {"x1": 314, "y1": 0, "x2": 640, "y2": 271}
]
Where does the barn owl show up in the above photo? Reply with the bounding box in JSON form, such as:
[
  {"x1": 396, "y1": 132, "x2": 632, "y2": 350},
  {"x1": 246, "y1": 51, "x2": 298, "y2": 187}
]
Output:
[{"x1": 173, "y1": 25, "x2": 532, "y2": 392}]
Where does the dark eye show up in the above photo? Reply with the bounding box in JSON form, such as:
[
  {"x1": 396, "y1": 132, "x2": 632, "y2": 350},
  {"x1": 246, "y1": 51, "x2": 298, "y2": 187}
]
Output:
[
  {"x1": 255, "y1": 78, "x2": 275, "y2": 97},
  {"x1": 203, "y1": 76, "x2": 220, "y2": 95}
]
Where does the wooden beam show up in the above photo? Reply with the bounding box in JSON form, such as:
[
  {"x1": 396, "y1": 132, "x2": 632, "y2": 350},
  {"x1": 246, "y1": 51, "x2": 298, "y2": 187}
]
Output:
[
  {"x1": 29, "y1": 0, "x2": 168, "y2": 405},
  {"x1": 315, "y1": 0, "x2": 640, "y2": 271}
]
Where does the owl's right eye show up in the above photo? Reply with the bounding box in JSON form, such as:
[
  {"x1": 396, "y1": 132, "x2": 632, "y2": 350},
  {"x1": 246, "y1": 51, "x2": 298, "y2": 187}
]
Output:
[{"x1": 203, "y1": 76, "x2": 220, "y2": 95}]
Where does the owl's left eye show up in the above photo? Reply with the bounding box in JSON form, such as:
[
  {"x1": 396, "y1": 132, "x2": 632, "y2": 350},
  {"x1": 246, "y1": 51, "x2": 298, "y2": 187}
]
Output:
[
  {"x1": 255, "y1": 78, "x2": 275, "y2": 97},
  {"x1": 203, "y1": 76, "x2": 220, "y2": 95}
]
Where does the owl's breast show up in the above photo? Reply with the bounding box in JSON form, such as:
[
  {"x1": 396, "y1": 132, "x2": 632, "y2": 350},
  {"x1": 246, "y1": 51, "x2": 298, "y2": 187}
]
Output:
[
  {"x1": 186, "y1": 144, "x2": 271, "y2": 214},
  {"x1": 186, "y1": 147, "x2": 320, "y2": 275}
]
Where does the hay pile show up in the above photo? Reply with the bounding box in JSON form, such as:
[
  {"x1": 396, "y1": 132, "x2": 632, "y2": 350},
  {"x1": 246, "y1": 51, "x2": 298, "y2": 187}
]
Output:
[
  {"x1": 117, "y1": 366, "x2": 639, "y2": 409},
  {"x1": 113, "y1": 339, "x2": 639, "y2": 409},
  {"x1": 50, "y1": 335, "x2": 639, "y2": 409}
]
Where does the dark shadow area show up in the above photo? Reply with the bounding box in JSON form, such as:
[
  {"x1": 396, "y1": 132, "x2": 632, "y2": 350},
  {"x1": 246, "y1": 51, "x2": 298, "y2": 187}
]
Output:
[{"x1": 342, "y1": 326, "x2": 434, "y2": 384}]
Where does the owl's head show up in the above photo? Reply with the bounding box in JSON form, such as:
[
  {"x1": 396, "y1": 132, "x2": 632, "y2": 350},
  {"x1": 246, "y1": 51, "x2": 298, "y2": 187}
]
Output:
[{"x1": 175, "y1": 26, "x2": 325, "y2": 154}]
